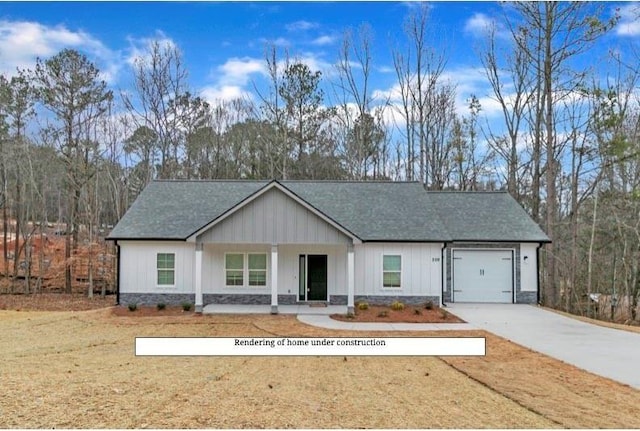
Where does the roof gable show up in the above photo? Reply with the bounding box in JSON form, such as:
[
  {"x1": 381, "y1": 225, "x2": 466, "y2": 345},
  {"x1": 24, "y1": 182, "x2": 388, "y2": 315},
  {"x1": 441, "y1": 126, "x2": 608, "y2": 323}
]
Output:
[{"x1": 193, "y1": 184, "x2": 354, "y2": 244}]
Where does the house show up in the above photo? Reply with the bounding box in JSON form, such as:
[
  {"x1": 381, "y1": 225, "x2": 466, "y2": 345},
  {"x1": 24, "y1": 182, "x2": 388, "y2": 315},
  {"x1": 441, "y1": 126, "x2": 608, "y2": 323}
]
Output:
[{"x1": 107, "y1": 180, "x2": 550, "y2": 313}]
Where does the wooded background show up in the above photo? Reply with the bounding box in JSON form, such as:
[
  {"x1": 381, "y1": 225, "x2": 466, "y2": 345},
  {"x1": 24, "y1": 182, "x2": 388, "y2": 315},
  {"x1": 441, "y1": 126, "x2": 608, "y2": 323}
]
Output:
[{"x1": 1, "y1": 3, "x2": 638, "y2": 322}]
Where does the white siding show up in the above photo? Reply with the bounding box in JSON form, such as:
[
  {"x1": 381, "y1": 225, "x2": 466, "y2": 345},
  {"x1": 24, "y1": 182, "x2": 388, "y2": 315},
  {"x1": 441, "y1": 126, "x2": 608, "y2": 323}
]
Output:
[
  {"x1": 119, "y1": 241, "x2": 194, "y2": 294},
  {"x1": 520, "y1": 243, "x2": 538, "y2": 292},
  {"x1": 198, "y1": 188, "x2": 351, "y2": 244},
  {"x1": 203, "y1": 244, "x2": 272, "y2": 295},
  {"x1": 203, "y1": 244, "x2": 347, "y2": 298},
  {"x1": 354, "y1": 243, "x2": 443, "y2": 297}
]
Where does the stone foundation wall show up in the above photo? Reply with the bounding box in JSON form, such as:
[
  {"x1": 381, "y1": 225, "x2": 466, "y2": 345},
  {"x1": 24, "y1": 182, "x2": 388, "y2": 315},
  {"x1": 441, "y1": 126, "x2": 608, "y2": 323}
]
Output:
[
  {"x1": 119, "y1": 293, "x2": 195, "y2": 306},
  {"x1": 516, "y1": 291, "x2": 537, "y2": 304}
]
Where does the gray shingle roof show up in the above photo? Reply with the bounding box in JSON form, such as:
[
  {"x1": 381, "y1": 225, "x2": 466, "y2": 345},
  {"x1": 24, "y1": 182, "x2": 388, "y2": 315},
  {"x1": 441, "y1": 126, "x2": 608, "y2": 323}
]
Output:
[
  {"x1": 108, "y1": 181, "x2": 268, "y2": 240},
  {"x1": 282, "y1": 181, "x2": 449, "y2": 241},
  {"x1": 425, "y1": 191, "x2": 550, "y2": 242},
  {"x1": 108, "y1": 180, "x2": 549, "y2": 243}
]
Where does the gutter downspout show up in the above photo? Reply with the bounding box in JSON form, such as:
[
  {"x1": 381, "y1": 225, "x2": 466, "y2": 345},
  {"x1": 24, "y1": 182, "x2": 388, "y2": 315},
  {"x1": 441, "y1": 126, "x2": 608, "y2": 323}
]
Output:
[
  {"x1": 536, "y1": 243, "x2": 542, "y2": 305},
  {"x1": 441, "y1": 242, "x2": 447, "y2": 307},
  {"x1": 115, "y1": 241, "x2": 121, "y2": 306}
]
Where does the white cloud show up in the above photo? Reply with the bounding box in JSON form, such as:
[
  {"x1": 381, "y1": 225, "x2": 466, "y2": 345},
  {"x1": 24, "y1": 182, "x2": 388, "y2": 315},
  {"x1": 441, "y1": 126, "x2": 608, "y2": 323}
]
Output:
[
  {"x1": 217, "y1": 57, "x2": 266, "y2": 87},
  {"x1": 258, "y1": 37, "x2": 290, "y2": 48},
  {"x1": 464, "y1": 13, "x2": 494, "y2": 36},
  {"x1": 0, "y1": 20, "x2": 121, "y2": 83},
  {"x1": 312, "y1": 35, "x2": 336, "y2": 46},
  {"x1": 201, "y1": 57, "x2": 266, "y2": 105},
  {"x1": 200, "y1": 85, "x2": 250, "y2": 104},
  {"x1": 615, "y1": 3, "x2": 640, "y2": 36},
  {"x1": 285, "y1": 20, "x2": 319, "y2": 32},
  {"x1": 125, "y1": 31, "x2": 179, "y2": 66},
  {"x1": 463, "y1": 12, "x2": 510, "y2": 40},
  {"x1": 293, "y1": 53, "x2": 332, "y2": 75},
  {"x1": 377, "y1": 65, "x2": 395, "y2": 74}
]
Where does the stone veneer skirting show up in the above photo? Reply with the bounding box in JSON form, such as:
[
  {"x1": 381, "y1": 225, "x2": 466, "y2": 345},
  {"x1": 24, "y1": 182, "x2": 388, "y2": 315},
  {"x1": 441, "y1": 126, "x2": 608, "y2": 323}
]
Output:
[
  {"x1": 120, "y1": 293, "x2": 195, "y2": 306},
  {"x1": 120, "y1": 292, "x2": 443, "y2": 307}
]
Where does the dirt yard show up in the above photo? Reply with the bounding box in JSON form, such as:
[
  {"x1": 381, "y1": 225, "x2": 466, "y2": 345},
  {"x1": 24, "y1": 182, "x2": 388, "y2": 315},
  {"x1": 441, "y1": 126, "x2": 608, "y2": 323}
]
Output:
[{"x1": 2, "y1": 306, "x2": 640, "y2": 428}]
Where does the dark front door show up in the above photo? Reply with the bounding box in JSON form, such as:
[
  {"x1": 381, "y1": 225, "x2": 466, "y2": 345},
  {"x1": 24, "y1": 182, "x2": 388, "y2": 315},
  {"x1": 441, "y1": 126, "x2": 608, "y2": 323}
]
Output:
[{"x1": 306, "y1": 255, "x2": 327, "y2": 301}]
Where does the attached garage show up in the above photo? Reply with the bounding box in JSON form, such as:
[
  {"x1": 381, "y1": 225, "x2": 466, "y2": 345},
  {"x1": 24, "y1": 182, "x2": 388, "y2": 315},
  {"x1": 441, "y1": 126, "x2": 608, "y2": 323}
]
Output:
[{"x1": 452, "y1": 249, "x2": 514, "y2": 303}]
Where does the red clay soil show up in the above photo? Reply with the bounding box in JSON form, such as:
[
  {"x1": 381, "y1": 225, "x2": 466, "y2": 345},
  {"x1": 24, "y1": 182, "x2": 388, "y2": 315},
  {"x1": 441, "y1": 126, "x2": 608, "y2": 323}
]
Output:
[
  {"x1": 0, "y1": 233, "x2": 115, "y2": 294},
  {"x1": 331, "y1": 304, "x2": 465, "y2": 323}
]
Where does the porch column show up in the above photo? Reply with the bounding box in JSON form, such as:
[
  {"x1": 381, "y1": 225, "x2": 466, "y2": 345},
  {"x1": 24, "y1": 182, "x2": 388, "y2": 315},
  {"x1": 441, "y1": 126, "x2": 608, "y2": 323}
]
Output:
[
  {"x1": 195, "y1": 242, "x2": 203, "y2": 313},
  {"x1": 271, "y1": 244, "x2": 278, "y2": 314},
  {"x1": 347, "y1": 245, "x2": 355, "y2": 314}
]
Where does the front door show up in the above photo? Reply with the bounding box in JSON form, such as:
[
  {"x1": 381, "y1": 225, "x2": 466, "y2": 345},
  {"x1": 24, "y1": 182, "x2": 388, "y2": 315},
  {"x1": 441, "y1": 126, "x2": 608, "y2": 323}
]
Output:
[{"x1": 301, "y1": 254, "x2": 327, "y2": 301}]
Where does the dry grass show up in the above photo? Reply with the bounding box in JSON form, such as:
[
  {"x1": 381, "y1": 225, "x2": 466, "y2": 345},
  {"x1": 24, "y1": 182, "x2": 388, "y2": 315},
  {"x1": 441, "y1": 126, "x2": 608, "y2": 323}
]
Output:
[
  {"x1": 1, "y1": 309, "x2": 639, "y2": 428},
  {"x1": 442, "y1": 331, "x2": 640, "y2": 428},
  {"x1": 0, "y1": 309, "x2": 549, "y2": 429}
]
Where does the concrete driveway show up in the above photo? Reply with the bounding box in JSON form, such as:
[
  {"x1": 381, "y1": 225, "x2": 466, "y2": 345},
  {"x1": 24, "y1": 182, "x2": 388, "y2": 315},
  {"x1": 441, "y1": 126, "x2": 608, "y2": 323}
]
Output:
[{"x1": 447, "y1": 303, "x2": 640, "y2": 389}]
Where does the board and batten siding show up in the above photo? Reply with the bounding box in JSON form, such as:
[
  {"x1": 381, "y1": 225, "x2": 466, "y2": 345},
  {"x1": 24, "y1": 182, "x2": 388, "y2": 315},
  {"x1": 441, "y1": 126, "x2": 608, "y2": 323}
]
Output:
[
  {"x1": 197, "y1": 188, "x2": 352, "y2": 245},
  {"x1": 520, "y1": 243, "x2": 538, "y2": 292},
  {"x1": 119, "y1": 240, "x2": 194, "y2": 294},
  {"x1": 354, "y1": 243, "x2": 443, "y2": 297}
]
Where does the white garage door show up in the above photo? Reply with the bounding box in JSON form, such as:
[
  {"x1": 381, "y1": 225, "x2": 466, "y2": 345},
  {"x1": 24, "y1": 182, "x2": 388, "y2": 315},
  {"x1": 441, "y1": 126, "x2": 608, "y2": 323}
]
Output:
[{"x1": 452, "y1": 249, "x2": 513, "y2": 303}]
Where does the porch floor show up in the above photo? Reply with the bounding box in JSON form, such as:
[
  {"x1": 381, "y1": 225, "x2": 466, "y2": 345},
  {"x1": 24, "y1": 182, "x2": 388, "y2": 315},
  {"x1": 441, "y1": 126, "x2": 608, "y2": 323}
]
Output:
[{"x1": 202, "y1": 304, "x2": 347, "y2": 315}]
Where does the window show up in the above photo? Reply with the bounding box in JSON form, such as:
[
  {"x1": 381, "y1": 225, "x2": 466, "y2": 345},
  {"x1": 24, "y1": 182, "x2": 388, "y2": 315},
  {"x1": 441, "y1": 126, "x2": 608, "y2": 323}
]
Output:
[
  {"x1": 157, "y1": 253, "x2": 175, "y2": 285},
  {"x1": 248, "y1": 254, "x2": 267, "y2": 286},
  {"x1": 383, "y1": 255, "x2": 401, "y2": 288},
  {"x1": 225, "y1": 253, "x2": 244, "y2": 286},
  {"x1": 225, "y1": 253, "x2": 268, "y2": 287}
]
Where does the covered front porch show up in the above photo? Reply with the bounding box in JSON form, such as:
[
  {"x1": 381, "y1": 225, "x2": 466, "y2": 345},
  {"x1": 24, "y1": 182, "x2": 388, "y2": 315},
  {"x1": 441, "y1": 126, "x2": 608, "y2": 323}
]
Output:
[
  {"x1": 193, "y1": 242, "x2": 356, "y2": 314},
  {"x1": 187, "y1": 181, "x2": 360, "y2": 314}
]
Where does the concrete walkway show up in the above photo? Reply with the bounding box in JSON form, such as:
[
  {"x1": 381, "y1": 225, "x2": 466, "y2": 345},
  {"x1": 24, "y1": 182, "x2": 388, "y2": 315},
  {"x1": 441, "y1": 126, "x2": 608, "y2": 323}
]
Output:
[{"x1": 447, "y1": 303, "x2": 640, "y2": 389}]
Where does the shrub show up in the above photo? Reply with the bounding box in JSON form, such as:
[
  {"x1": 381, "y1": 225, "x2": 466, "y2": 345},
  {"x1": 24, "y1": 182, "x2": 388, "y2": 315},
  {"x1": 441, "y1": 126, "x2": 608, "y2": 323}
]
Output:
[
  {"x1": 346, "y1": 312, "x2": 355, "y2": 319},
  {"x1": 156, "y1": 303, "x2": 166, "y2": 310},
  {"x1": 181, "y1": 302, "x2": 193, "y2": 312},
  {"x1": 357, "y1": 302, "x2": 369, "y2": 311},
  {"x1": 390, "y1": 300, "x2": 405, "y2": 311},
  {"x1": 377, "y1": 310, "x2": 389, "y2": 318},
  {"x1": 127, "y1": 303, "x2": 137, "y2": 312},
  {"x1": 413, "y1": 308, "x2": 422, "y2": 315},
  {"x1": 440, "y1": 309, "x2": 449, "y2": 319},
  {"x1": 424, "y1": 300, "x2": 435, "y2": 310}
]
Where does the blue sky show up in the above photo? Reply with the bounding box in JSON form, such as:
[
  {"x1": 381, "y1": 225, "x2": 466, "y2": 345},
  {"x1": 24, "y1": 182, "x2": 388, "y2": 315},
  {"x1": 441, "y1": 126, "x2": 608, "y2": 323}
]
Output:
[{"x1": 0, "y1": 1, "x2": 637, "y2": 123}]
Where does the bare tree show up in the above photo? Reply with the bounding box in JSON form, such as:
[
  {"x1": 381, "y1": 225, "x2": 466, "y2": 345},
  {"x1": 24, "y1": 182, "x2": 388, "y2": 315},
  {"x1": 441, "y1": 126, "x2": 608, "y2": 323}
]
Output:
[
  {"x1": 122, "y1": 40, "x2": 188, "y2": 179},
  {"x1": 392, "y1": 3, "x2": 451, "y2": 186}
]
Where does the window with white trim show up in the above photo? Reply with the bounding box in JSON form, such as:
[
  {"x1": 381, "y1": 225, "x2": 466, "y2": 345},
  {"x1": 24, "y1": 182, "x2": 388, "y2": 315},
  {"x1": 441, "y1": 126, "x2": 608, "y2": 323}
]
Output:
[
  {"x1": 248, "y1": 253, "x2": 267, "y2": 286},
  {"x1": 382, "y1": 255, "x2": 401, "y2": 288},
  {"x1": 225, "y1": 253, "x2": 268, "y2": 287},
  {"x1": 225, "y1": 253, "x2": 244, "y2": 286},
  {"x1": 157, "y1": 253, "x2": 175, "y2": 286}
]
